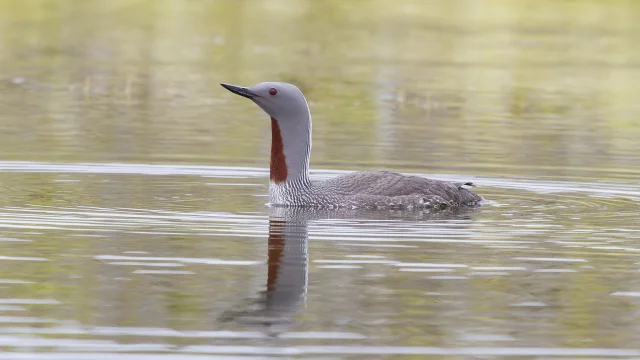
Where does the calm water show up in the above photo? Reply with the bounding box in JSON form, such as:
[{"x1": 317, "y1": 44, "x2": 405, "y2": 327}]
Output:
[{"x1": 1, "y1": 0, "x2": 640, "y2": 359}]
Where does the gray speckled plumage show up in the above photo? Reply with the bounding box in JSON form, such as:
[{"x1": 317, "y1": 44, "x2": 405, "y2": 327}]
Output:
[
  {"x1": 222, "y1": 81, "x2": 483, "y2": 210},
  {"x1": 317, "y1": 170, "x2": 481, "y2": 208},
  {"x1": 269, "y1": 171, "x2": 482, "y2": 210}
]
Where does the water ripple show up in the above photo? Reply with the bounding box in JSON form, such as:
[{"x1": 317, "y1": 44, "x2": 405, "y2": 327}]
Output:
[{"x1": 1, "y1": 161, "x2": 640, "y2": 356}]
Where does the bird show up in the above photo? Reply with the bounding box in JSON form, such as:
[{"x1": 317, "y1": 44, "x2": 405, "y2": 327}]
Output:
[{"x1": 220, "y1": 82, "x2": 483, "y2": 210}]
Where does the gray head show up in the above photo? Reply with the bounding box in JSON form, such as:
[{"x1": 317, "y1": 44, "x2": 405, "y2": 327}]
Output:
[
  {"x1": 221, "y1": 82, "x2": 312, "y2": 185},
  {"x1": 221, "y1": 82, "x2": 309, "y2": 121}
]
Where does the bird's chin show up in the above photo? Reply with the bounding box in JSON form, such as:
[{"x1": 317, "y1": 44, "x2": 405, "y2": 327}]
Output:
[{"x1": 253, "y1": 103, "x2": 276, "y2": 119}]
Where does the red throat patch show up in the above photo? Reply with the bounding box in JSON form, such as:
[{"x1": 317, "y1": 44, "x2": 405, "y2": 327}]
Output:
[{"x1": 270, "y1": 117, "x2": 288, "y2": 183}]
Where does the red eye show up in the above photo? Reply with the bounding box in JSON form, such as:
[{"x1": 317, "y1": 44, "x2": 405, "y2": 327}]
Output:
[{"x1": 269, "y1": 88, "x2": 277, "y2": 96}]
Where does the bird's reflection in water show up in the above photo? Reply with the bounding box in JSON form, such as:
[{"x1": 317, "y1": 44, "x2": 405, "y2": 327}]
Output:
[
  {"x1": 219, "y1": 206, "x2": 479, "y2": 332},
  {"x1": 219, "y1": 207, "x2": 309, "y2": 331}
]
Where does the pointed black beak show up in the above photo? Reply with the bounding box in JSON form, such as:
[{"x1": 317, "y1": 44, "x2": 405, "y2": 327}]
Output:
[{"x1": 220, "y1": 83, "x2": 257, "y2": 99}]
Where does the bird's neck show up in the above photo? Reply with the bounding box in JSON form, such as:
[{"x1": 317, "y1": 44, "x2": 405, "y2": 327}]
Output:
[
  {"x1": 270, "y1": 115, "x2": 312, "y2": 188},
  {"x1": 270, "y1": 118, "x2": 289, "y2": 183}
]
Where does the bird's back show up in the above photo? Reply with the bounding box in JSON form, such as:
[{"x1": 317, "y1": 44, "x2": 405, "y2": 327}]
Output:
[{"x1": 316, "y1": 171, "x2": 482, "y2": 207}]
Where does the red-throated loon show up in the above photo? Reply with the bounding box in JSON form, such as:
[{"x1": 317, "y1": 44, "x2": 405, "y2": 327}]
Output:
[{"x1": 221, "y1": 82, "x2": 483, "y2": 210}]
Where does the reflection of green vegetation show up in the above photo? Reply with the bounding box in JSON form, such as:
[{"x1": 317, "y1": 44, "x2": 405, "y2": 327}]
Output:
[{"x1": 0, "y1": 0, "x2": 638, "y2": 178}]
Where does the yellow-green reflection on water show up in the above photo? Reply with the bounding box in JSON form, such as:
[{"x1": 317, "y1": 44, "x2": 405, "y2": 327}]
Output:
[
  {"x1": 1, "y1": 0, "x2": 640, "y2": 358},
  {"x1": 1, "y1": 0, "x2": 639, "y2": 178}
]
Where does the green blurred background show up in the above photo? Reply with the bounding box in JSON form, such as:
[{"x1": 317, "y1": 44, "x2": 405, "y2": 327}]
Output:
[{"x1": 1, "y1": 0, "x2": 639, "y2": 179}]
